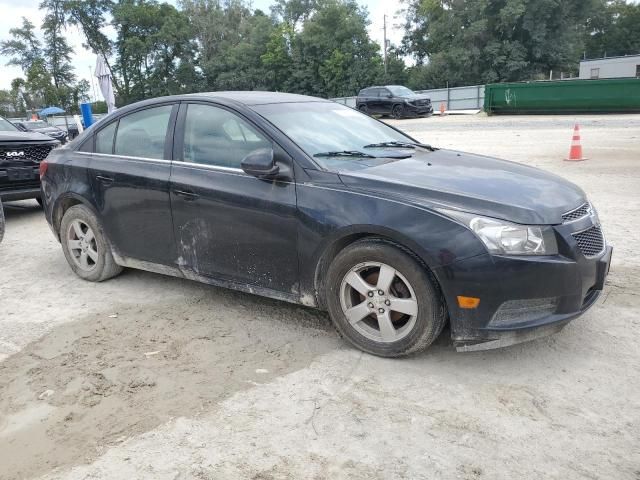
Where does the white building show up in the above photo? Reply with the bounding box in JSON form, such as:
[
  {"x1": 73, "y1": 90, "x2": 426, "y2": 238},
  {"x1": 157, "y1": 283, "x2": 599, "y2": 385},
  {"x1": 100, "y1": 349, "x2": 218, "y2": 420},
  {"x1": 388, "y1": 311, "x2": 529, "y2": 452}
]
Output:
[{"x1": 579, "y1": 54, "x2": 640, "y2": 80}]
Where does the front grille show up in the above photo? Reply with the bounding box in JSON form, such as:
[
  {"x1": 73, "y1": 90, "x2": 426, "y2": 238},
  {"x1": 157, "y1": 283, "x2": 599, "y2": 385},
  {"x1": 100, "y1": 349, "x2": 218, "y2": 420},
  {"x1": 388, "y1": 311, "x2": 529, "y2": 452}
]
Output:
[
  {"x1": 562, "y1": 203, "x2": 591, "y2": 223},
  {"x1": 0, "y1": 144, "x2": 54, "y2": 163},
  {"x1": 412, "y1": 100, "x2": 431, "y2": 107},
  {"x1": 490, "y1": 297, "x2": 559, "y2": 326},
  {"x1": 572, "y1": 225, "x2": 605, "y2": 257}
]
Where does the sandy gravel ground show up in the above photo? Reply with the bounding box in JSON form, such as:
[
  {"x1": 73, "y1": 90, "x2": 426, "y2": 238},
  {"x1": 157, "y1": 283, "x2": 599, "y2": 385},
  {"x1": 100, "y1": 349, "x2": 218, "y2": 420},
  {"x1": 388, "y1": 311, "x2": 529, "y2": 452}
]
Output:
[{"x1": 0, "y1": 114, "x2": 639, "y2": 480}]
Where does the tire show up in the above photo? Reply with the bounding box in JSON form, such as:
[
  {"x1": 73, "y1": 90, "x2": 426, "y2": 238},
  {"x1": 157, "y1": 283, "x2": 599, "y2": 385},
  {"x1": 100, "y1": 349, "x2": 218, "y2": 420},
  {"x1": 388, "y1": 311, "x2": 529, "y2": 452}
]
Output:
[
  {"x1": 59, "y1": 204, "x2": 123, "y2": 282},
  {"x1": 357, "y1": 104, "x2": 369, "y2": 115},
  {"x1": 392, "y1": 105, "x2": 404, "y2": 119},
  {"x1": 325, "y1": 239, "x2": 446, "y2": 357},
  {"x1": 0, "y1": 198, "x2": 5, "y2": 244}
]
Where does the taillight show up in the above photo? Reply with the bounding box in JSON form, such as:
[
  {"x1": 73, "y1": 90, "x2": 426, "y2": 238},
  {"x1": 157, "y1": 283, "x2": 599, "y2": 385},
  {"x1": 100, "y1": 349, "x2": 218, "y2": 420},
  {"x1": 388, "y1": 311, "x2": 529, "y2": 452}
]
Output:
[{"x1": 39, "y1": 159, "x2": 48, "y2": 179}]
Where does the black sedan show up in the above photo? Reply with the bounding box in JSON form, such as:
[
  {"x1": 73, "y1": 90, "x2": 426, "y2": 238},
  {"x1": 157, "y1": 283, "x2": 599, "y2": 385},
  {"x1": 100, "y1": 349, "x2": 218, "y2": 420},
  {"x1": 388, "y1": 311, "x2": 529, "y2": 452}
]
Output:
[
  {"x1": 40, "y1": 92, "x2": 611, "y2": 357},
  {"x1": 13, "y1": 120, "x2": 68, "y2": 144}
]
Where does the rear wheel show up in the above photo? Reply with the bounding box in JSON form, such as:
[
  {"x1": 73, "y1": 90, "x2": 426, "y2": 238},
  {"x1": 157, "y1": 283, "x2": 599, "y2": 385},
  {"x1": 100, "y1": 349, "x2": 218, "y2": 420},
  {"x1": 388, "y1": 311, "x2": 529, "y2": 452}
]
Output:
[
  {"x1": 60, "y1": 204, "x2": 123, "y2": 282},
  {"x1": 358, "y1": 104, "x2": 369, "y2": 115},
  {"x1": 325, "y1": 239, "x2": 446, "y2": 357}
]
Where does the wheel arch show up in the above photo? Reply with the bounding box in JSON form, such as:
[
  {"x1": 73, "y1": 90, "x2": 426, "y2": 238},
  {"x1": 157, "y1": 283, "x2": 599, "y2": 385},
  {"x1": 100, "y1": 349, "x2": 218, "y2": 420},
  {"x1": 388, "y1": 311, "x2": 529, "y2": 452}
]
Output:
[
  {"x1": 51, "y1": 193, "x2": 96, "y2": 240},
  {"x1": 311, "y1": 225, "x2": 447, "y2": 312}
]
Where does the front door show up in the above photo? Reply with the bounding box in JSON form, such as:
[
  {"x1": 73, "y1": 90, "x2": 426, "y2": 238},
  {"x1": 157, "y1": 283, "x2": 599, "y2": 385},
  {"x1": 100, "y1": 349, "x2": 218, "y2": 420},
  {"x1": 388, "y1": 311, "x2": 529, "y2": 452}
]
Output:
[
  {"x1": 169, "y1": 102, "x2": 299, "y2": 295},
  {"x1": 89, "y1": 103, "x2": 177, "y2": 265}
]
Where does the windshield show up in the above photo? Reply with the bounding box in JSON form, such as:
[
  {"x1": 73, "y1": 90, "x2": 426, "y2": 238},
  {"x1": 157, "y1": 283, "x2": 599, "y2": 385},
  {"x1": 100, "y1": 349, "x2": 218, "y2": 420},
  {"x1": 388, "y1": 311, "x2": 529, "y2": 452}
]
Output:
[
  {"x1": 387, "y1": 86, "x2": 416, "y2": 97},
  {"x1": 252, "y1": 102, "x2": 415, "y2": 170},
  {"x1": 0, "y1": 117, "x2": 19, "y2": 132}
]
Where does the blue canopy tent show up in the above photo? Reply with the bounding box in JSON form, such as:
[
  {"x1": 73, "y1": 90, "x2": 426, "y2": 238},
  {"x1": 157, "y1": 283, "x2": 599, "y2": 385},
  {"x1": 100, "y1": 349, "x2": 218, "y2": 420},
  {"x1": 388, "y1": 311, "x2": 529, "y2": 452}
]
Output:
[
  {"x1": 39, "y1": 106, "x2": 65, "y2": 116},
  {"x1": 39, "y1": 106, "x2": 69, "y2": 132}
]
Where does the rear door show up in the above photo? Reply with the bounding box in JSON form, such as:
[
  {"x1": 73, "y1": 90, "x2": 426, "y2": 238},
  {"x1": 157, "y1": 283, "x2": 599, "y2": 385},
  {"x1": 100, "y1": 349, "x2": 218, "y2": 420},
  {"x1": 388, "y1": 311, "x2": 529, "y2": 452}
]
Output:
[
  {"x1": 368, "y1": 88, "x2": 383, "y2": 114},
  {"x1": 379, "y1": 88, "x2": 394, "y2": 115},
  {"x1": 88, "y1": 103, "x2": 178, "y2": 265},
  {"x1": 169, "y1": 102, "x2": 299, "y2": 294}
]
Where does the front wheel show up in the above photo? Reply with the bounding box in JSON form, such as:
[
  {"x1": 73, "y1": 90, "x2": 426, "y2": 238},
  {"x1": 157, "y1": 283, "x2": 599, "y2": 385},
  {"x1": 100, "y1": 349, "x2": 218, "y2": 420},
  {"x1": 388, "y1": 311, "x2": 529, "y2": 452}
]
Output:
[
  {"x1": 325, "y1": 239, "x2": 446, "y2": 357},
  {"x1": 357, "y1": 104, "x2": 369, "y2": 115},
  {"x1": 392, "y1": 104, "x2": 405, "y2": 119},
  {"x1": 60, "y1": 204, "x2": 123, "y2": 282}
]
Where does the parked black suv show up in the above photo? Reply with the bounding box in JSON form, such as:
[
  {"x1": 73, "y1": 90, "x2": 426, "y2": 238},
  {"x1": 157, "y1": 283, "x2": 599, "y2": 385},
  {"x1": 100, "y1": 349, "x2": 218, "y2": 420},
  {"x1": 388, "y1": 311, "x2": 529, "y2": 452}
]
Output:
[
  {"x1": 0, "y1": 116, "x2": 59, "y2": 202},
  {"x1": 356, "y1": 85, "x2": 433, "y2": 119},
  {"x1": 13, "y1": 119, "x2": 68, "y2": 144}
]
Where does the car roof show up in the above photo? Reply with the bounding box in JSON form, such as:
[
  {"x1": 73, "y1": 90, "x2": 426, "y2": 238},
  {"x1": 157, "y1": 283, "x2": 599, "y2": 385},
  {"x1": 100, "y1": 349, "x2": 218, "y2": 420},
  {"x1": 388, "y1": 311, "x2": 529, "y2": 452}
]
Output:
[{"x1": 185, "y1": 91, "x2": 329, "y2": 106}]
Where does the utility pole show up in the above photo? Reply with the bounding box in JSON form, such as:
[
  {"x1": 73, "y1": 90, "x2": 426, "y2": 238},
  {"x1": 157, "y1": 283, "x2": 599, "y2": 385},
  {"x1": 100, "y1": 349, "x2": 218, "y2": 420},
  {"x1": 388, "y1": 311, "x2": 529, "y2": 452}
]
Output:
[
  {"x1": 383, "y1": 14, "x2": 388, "y2": 76},
  {"x1": 89, "y1": 66, "x2": 98, "y2": 103}
]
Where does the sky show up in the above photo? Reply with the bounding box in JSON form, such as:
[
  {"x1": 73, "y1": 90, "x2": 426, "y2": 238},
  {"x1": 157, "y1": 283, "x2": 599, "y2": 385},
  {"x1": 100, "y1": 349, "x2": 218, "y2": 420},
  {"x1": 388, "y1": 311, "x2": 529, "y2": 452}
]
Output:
[{"x1": 0, "y1": 0, "x2": 405, "y2": 99}]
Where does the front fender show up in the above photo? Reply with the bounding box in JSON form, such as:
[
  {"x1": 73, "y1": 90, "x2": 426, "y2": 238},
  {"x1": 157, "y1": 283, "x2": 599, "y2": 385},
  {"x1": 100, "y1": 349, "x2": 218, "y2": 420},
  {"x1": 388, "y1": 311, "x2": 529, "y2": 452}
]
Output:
[{"x1": 295, "y1": 181, "x2": 485, "y2": 306}]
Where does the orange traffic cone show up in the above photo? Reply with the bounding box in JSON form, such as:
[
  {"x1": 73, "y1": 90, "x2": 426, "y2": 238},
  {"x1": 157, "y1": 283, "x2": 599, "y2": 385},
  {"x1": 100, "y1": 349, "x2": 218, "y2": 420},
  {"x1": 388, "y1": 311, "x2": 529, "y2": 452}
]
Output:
[
  {"x1": 565, "y1": 124, "x2": 587, "y2": 161},
  {"x1": 439, "y1": 102, "x2": 447, "y2": 116}
]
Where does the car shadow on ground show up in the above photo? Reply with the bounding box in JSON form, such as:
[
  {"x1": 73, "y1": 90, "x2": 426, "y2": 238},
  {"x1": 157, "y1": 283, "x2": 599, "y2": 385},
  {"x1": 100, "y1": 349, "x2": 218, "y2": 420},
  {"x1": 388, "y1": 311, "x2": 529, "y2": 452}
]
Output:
[{"x1": 1, "y1": 199, "x2": 43, "y2": 219}]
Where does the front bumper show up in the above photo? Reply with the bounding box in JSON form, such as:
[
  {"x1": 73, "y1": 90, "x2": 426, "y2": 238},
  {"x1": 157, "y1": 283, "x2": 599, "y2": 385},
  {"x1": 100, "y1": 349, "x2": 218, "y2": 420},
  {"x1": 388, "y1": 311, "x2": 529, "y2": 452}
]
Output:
[
  {"x1": 405, "y1": 104, "x2": 433, "y2": 116},
  {"x1": 434, "y1": 225, "x2": 612, "y2": 351}
]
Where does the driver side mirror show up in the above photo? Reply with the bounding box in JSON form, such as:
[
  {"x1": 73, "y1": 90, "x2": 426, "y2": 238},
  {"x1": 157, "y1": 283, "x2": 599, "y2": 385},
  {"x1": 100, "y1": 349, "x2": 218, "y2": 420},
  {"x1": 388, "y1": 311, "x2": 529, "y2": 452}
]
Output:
[{"x1": 241, "y1": 148, "x2": 279, "y2": 179}]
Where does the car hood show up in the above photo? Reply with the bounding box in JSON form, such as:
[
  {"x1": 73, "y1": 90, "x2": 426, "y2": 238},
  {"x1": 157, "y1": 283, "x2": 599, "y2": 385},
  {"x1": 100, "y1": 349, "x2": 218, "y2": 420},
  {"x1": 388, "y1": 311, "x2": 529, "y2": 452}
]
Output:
[
  {"x1": 405, "y1": 94, "x2": 431, "y2": 102},
  {"x1": 0, "y1": 131, "x2": 57, "y2": 142},
  {"x1": 337, "y1": 149, "x2": 586, "y2": 225},
  {"x1": 32, "y1": 127, "x2": 63, "y2": 134}
]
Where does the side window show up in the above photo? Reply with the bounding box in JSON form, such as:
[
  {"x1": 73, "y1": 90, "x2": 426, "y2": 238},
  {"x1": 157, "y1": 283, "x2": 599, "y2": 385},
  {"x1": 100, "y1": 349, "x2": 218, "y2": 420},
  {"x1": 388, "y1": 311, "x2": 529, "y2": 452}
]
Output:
[
  {"x1": 114, "y1": 105, "x2": 173, "y2": 159},
  {"x1": 371, "y1": 88, "x2": 381, "y2": 97},
  {"x1": 95, "y1": 121, "x2": 117, "y2": 154},
  {"x1": 182, "y1": 104, "x2": 270, "y2": 169}
]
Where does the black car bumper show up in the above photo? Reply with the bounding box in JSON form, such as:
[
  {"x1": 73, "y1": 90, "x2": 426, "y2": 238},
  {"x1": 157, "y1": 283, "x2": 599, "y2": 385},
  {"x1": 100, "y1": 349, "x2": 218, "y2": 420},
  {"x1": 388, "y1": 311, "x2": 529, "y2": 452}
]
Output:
[
  {"x1": 0, "y1": 186, "x2": 41, "y2": 201},
  {"x1": 405, "y1": 104, "x2": 433, "y2": 116},
  {"x1": 434, "y1": 243, "x2": 612, "y2": 351}
]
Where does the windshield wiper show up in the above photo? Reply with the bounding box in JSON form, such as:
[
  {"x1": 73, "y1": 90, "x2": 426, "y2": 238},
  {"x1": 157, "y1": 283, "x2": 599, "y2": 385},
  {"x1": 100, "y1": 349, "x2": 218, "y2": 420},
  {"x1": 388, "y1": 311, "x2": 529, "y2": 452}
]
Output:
[
  {"x1": 313, "y1": 150, "x2": 377, "y2": 159},
  {"x1": 363, "y1": 141, "x2": 434, "y2": 150}
]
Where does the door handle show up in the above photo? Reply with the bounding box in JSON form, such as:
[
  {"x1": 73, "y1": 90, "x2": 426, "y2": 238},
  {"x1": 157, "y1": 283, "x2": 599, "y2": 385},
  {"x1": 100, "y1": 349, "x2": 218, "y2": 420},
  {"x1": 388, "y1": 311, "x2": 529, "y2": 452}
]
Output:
[
  {"x1": 173, "y1": 189, "x2": 199, "y2": 201},
  {"x1": 96, "y1": 175, "x2": 114, "y2": 185}
]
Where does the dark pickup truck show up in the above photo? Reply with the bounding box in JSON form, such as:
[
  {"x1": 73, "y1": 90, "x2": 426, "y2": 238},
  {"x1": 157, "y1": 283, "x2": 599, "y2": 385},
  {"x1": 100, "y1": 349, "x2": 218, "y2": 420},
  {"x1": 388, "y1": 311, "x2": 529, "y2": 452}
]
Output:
[{"x1": 1, "y1": 116, "x2": 59, "y2": 203}]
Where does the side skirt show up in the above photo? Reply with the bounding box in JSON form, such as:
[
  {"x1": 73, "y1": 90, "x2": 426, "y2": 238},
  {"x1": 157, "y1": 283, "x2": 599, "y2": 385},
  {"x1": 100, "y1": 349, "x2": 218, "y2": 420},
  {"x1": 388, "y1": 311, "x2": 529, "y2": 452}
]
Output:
[{"x1": 112, "y1": 253, "x2": 308, "y2": 307}]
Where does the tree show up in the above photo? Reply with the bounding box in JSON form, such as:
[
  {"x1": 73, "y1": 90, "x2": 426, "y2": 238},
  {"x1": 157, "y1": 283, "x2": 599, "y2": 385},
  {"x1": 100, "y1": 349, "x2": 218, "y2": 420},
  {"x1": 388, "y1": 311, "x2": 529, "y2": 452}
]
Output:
[
  {"x1": 401, "y1": 0, "x2": 601, "y2": 87},
  {"x1": 41, "y1": 0, "x2": 76, "y2": 88},
  {"x1": 112, "y1": 0, "x2": 200, "y2": 103},
  {"x1": 282, "y1": 0, "x2": 383, "y2": 97},
  {"x1": 0, "y1": 18, "x2": 43, "y2": 72},
  {"x1": 584, "y1": 0, "x2": 640, "y2": 58}
]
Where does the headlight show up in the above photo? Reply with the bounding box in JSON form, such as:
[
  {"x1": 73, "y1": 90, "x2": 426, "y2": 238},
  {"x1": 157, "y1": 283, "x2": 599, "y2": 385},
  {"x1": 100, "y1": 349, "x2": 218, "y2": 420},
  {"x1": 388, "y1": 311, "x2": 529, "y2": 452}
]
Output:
[{"x1": 441, "y1": 210, "x2": 558, "y2": 256}]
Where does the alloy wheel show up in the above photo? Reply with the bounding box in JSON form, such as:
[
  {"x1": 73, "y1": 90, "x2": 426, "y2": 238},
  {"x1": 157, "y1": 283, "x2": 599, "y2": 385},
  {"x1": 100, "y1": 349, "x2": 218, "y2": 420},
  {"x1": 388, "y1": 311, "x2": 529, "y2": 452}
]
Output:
[
  {"x1": 67, "y1": 220, "x2": 99, "y2": 272},
  {"x1": 339, "y1": 261, "x2": 418, "y2": 343}
]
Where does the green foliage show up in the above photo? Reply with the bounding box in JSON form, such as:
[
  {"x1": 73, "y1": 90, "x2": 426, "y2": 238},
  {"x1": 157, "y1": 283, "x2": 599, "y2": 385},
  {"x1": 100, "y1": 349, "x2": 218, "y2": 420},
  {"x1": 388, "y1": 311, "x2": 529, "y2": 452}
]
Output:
[
  {"x1": 5, "y1": 0, "x2": 638, "y2": 109},
  {"x1": 112, "y1": 0, "x2": 201, "y2": 103},
  {"x1": 584, "y1": 0, "x2": 640, "y2": 58},
  {"x1": 0, "y1": 18, "x2": 43, "y2": 72},
  {"x1": 41, "y1": 0, "x2": 76, "y2": 88},
  {"x1": 401, "y1": 0, "x2": 615, "y2": 88}
]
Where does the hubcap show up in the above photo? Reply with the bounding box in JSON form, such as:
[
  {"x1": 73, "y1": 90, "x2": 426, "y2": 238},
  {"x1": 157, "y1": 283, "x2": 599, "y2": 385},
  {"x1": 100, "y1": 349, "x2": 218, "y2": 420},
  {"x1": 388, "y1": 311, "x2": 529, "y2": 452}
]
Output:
[
  {"x1": 340, "y1": 262, "x2": 418, "y2": 343},
  {"x1": 67, "y1": 220, "x2": 99, "y2": 271}
]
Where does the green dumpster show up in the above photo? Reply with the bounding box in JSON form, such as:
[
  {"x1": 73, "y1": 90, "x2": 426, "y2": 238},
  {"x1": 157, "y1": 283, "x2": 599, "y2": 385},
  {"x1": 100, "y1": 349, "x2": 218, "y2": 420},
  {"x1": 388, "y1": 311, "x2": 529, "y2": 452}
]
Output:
[{"x1": 484, "y1": 78, "x2": 640, "y2": 114}]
